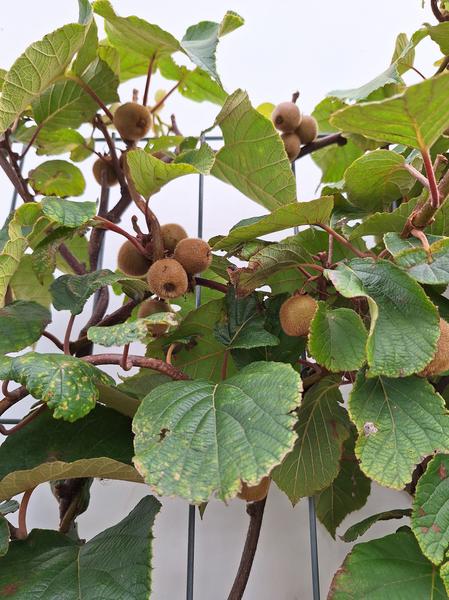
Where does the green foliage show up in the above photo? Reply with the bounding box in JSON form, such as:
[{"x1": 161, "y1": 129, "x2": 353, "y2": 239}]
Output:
[
  {"x1": 88, "y1": 313, "x2": 178, "y2": 346},
  {"x1": 0, "y1": 301, "x2": 51, "y2": 353},
  {"x1": 28, "y1": 160, "x2": 86, "y2": 197}
]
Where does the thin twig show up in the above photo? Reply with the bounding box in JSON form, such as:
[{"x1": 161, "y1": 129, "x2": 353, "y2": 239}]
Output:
[
  {"x1": 151, "y1": 81, "x2": 181, "y2": 114},
  {"x1": 69, "y1": 75, "x2": 114, "y2": 121},
  {"x1": 64, "y1": 314, "x2": 76, "y2": 355},
  {"x1": 94, "y1": 216, "x2": 148, "y2": 256},
  {"x1": 143, "y1": 53, "x2": 157, "y2": 107},
  {"x1": 317, "y1": 223, "x2": 375, "y2": 258},
  {"x1": 0, "y1": 404, "x2": 46, "y2": 436},
  {"x1": 0, "y1": 385, "x2": 29, "y2": 417},
  {"x1": 194, "y1": 277, "x2": 228, "y2": 294},
  {"x1": 295, "y1": 133, "x2": 347, "y2": 161},
  {"x1": 42, "y1": 331, "x2": 64, "y2": 351},
  {"x1": 20, "y1": 122, "x2": 45, "y2": 158},
  {"x1": 404, "y1": 163, "x2": 430, "y2": 189},
  {"x1": 120, "y1": 344, "x2": 132, "y2": 370},
  {"x1": 17, "y1": 487, "x2": 36, "y2": 539},
  {"x1": 82, "y1": 353, "x2": 189, "y2": 380}
]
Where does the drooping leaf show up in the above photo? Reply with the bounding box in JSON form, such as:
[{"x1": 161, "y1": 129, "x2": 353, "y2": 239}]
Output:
[
  {"x1": 0, "y1": 301, "x2": 51, "y2": 354},
  {"x1": 326, "y1": 258, "x2": 439, "y2": 377},
  {"x1": 308, "y1": 303, "x2": 367, "y2": 372},
  {"x1": 329, "y1": 530, "x2": 446, "y2": 599},
  {"x1": 28, "y1": 160, "x2": 85, "y2": 197},
  {"x1": 212, "y1": 89, "x2": 297, "y2": 211},
  {"x1": 0, "y1": 353, "x2": 113, "y2": 422},
  {"x1": 10, "y1": 255, "x2": 53, "y2": 307},
  {"x1": 211, "y1": 197, "x2": 334, "y2": 251},
  {"x1": 88, "y1": 313, "x2": 178, "y2": 347},
  {"x1": 273, "y1": 376, "x2": 350, "y2": 504},
  {"x1": 0, "y1": 405, "x2": 141, "y2": 500},
  {"x1": 349, "y1": 371, "x2": 449, "y2": 489},
  {"x1": 133, "y1": 361, "x2": 301, "y2": 503},
  {"x1": 0, "y1": 496, "x2": 160, "y2": 599},
  {"x1": 341, "y1": 509, "x2": 411, "y2": 543},
  {"x1": 41, "y1": 198, "x2": 96, "y2": 228},
  {"x1": 331, "y1": 72, "x2": 449, "y2": 150}
]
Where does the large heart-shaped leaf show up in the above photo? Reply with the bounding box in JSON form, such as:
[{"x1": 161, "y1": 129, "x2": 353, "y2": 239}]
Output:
[
  {"x1": 212, "y1": 90, "x2": 297, "y2": 211},
  {"x1": 349, "y1": 371, "x2": 449, "y2": 489},
  {"x1": 326, "y1": 258, "x2": 439, "y2": 377},
  {"x1": 0, "y1": 496, "x2": 160, "y2": 599},
  {"x1": 0, "y1": 353, "x2": 113, "y2": 422},
  {"x1": 28, "y1": 160, "x2": 85, "y2": 197},
  {"x1": 0, "y1": 301, "x2": 51, "y2": 354},
  {"x1": 133, "y1": 361, "x2": 301, "y2": 503},
  {"x1": 0, "y1": 405, "x2": 141, "y2": 500},
  {"x1": 273, "y1": 376, "x2": 350, "y2": 504}
]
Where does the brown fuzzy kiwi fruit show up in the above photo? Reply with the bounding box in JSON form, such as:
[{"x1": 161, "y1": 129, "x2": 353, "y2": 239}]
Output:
[
  {"x1": 419, "y1": 319, "x2": 449, "y2": 377},
  {"x1": 114, "y1": 102, "x2": 152, "y2": 141},
  {"x1": 279, "y1": 294, "x2": 318, "y2": 337},
  {"x1": 92, "y1": 156, "x2": 118, "y2": 187},
  {"x1": 281, "y1": 132, "x2": 301, "y2": 161},
  {"x1": 161, "y1": 223, "x2": 188, "y2": 253},
  {"x1": 173, "y1": 238, "x2": 212, "y2": 274},
  {"x1": 117, "y1": 240, "x2": 151, "y2": 277},
  {"x1": 138, "y1": 298, "x2": 172, "y2": 336},
  {"x1": 238, "y1": 477, "x2": 270, "y2": 502},
  {"x1": 272, "y1": 102, "x2": 302, "y2": 133},
  {"x1": 295, "y1": 115, "x2": 318, "y2": 145},
  {"x1": 147, "y1": 258, "x2": 188, "y2": 299}
]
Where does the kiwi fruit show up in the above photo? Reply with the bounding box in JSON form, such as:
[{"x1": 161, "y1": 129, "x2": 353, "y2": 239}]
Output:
[
  {"x1": 272, "y1": 102, "x2": 302, "y2": 133},
  {"x1": 114, "y1": 102, "x2": 152, "y2": 141},
  {"x1": 238, "y1": 477, "x2": 270, "y2": 502},
  {"x1": 117, "y1": 240, "x2": 151, "y2": 277},
  {"x1": 173, "y1": 238, "x2": 212, "y2": 274},
  {"x1": 92, "y1": 156, "x2": 118, "y2": 187},
  {"x1": 147, "y1": 258, "x2": 188, "y2": 299},
  {"x1": 161, "y1": 223, "x2": 188, "y2": 253},
  {"x1": 295, "y1": 115, "x2": 318, "y2": 145},
  {"x1": 279, "y1": 294, "x2": 318, "y2": 337},
  {"x1": 138, "y1": 298, "x2": 172, "y2": 336},
  {"x1": 281, "y1": 132, "x2": 301, "y2": 161},
  {"x1": 419, "y1": 319, "x2": 449, "y2": 377}
]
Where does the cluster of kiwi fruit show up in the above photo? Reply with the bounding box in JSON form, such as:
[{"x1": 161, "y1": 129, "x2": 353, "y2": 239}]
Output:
[{"x1": 272, "y1": 98, "x2": 318, "y2": 161}]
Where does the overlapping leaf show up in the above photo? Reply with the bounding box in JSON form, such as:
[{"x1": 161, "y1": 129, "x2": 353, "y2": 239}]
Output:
[
  {"x1": 0, "y1": 301, "x2": 50, "y2": 354},
  {"x1": 341, "y1": 509, "x2": 411, "y2": 543},
  {"x1": 88, "y1": 313, "x2": 178, "y2": 346},
  {"x1": 29, "y1": 160, "x2": 85, "y2": 197},
  {"x1": 41, "y1": 198, "x2": 96, "y2": 228}
]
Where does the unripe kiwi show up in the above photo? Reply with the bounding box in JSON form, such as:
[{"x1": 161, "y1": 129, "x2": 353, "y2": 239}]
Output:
[
  {"x1": 279, "y1": 294, "x2": 318, "y2": 337},
  {"x1": 173, "y1": 238, "x2": 212, "y2": 274},
  {"x1": 272, "y1": 102, "x2": 302, "y2": 133},
  {"x1": 92, "y1": 156, "x2": 118, "y2": 187},
  {"x1": 161, "y1": 223, "x2": 188, "y2": 253},
  {"x1": 138, "y1": 298, "x2": 172, "y2": 336},
  {"x1": 117, "y1": 240, "x2": 151, "y2": 277},
  {"x1": 147, "y1": 258, "x2": 188, "y2": 299},
  {"x1": 113, "y1": 102, "x2": 152, "y2": 141},
  {"x1": 281, "y1": 132, "x2": 301, "y2": 161},
  {"x1": 419, "y1": 319, "x2": 449, "y2": 377},
  {"x1": 238, "y1": 477, "x2": 270, "y2": 502},
  {"x1": 295, "y1": 115, "x2": 318, "y2": 145}
]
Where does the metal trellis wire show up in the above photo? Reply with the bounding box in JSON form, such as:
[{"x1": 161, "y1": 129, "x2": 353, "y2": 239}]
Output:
[{"x1": 1, "y1": 136, "x2": 321, "y2": 600}]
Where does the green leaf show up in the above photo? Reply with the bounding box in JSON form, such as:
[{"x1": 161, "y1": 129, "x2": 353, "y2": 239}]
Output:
[
  {"x1": 331, "y1": 72, "x2": 449, "y2": 150},
  {"x1": 326, "y1": 258, "x2": 439, "y2": 377},
  {"x1": 72, "y1": 16, "x2": 98, "y2": 76},
  {"x1": 272, "y1": 376, "x2": 350, "y2": 504},
  {"x1": 0, "y1": 501, "x2": 19, "y2": 516},
  {"x1": 211, "y1": 197, "x2": 334, "y2": 251},
  {"x1": 214, "y1": 289, "x2": 279, "y2": 350},
  {"x1": 0, "y1": 405, "x2": 141, "y2": 500},
  {"x1": 385, "y1": 234, "x2": 449, "y2": 285},
  {"x1": 28, "y1": 160, "x2": 85, "y2": 197},
  {"x1": 0, "y1": 211, "x2": 32, "y2": 308},
  {"x1": 412, "y1": 453, "x2": 449, "y2": 564},
  {"x1": 0, "y1": 496, "x2": 160, "y2": 599},
  {"x1": 349, "y1": 197, "x2": 418, "y2": 239},
  {"x1": 126, "y1": 145, "x2": 214, "y2": 198},
  {"x1": 133, "y1": 361, "x2": 301, "y2": 503},
  {"x1": 41, "y1": 198, "x2": 96, "y2": 228},
  {"x1": 88, "y1": 313, "x2": 178, "y2": 347},
  {"x1": 0, "y1": 353, "x2": 113, "y2": 422},
  {"x1": 427, "y1": 21, "x2": 449, "y2": 54},
  {"x1": 0, "y1": 22, "x2": 89, "y2": 133},
  {"x1": 341, "y1": 509, "x2": 411, "y2": 543},
  {"x1": 0, "y1": 517, "x2": 8, "y2": 558},
  {"x1": 118, "y1": 370, "x2": 171, "y2": 400},
  {"x1": 329, "y1": 530, "x2": 447, "y2": 599},
  {"x1": 308, "y1": 303, "x2": 368, "y2": 372},
  {"x1": 212, "y1": 90, "x2": 297, "y2": 211},
  {"x1": 316, "y1": 431, "x2": 371, "y2": 538},
  {"x1": 10, "y1": 255, "x2": 53, "y2": 307},
  {"x1": 349, "y1": 371, "x2": 449, "y2": 489},
  {"x1": 344, "y1": 150, "x2": 415, "y2": 211},
  {"x1": 0, "y1": 301, "x2": 51, "y2": 354}
]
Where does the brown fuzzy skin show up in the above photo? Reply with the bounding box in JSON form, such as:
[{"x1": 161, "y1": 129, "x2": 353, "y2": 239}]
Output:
[
  {"x1": 147, "y1": 258, "x2": 188, "y2": 299},
  {"x1": 279, "y1": 295, "x2": 318, "y2": 337},
  {"x1": 114, "y1": 102, "x2": 152, "y2": 141},
  {"x1": 419, "y1": 319, "x2": 449, "y2": 377},
  {"x1": 173, "y1": 238, "x2": 212, "y2": 274},
  {"x1": 117, "y1": 240, "x2": 151, "y2": 277},
  {"x1": 281, "y1": 132, "x2": 301, "y2": 161},
  {"x1": 92, "y1": 156, "x2": 118, "y2": 187},
  {"x1": 238, "y1": 477, "x2": 270, "y2": 502},
  {"x1": 161, "y1": 223, "x2": 188, "y2": 253},
  {"x1": 272, "y1": 102, "x2": 302, "y2": 133},
  {"x1": 137, "y1": 298, "x2": 172, "y2": 336},
  {"x1": 295, "y1": 115, "x2": 318, "y2": 145}
]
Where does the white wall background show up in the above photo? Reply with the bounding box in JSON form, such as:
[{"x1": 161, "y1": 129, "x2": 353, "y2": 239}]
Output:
[{"x1": 0, "y1": 1, "x2": 439, "y2": 598}]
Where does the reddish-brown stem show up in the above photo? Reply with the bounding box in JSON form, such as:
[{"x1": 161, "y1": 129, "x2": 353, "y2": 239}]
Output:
[
  {"x1": 408, "y1": 65, "x2": 427, "y2": 80},
  {"x1": 0, "y1": 385, "x2": 29, "y2": 417},
  {"x1": 69, "y1": 75, "x2": 114, "y2": 121},
  {"x1": 94, "y1": 216, "x2": 148, "y2": 256},
  {"x1": 64, "y1": 314, "x2": 76, "y2": 355},
  {"x1": 20, "y1": 122, "x2": 45, "y2": 158},
  {"x1": 422, "y1": 147, "x2": 440, "y2": 208},
  {"x1": 0, "y1": 404, "x2": 46, "y2": 436},
  {"x1": 89, "y1": 172, "x2": 110, "y2": 271},
  {"x1": 82, "y1": 353, "x2": 189, "y2": 380},
  {"x1": 411, "y1": 228, "x2": 432, "y2": 254},
  {"x1": 403, "y1": 163, "x2": 430, "y2": 190},
  {"x1": 120, "y1": 344, "x2": 132, "y2": 371},
  {"x1": 295, "y1": 133, "x2": 347, "y2": 161},
  {"x1": 17, "y1": 487, "x2": 36, "y2": 539},
  {"x1": 166, "y1": 343, "x2": 176, "y2": 366},
  {"x1": 143, "y1": 53, "x2": 157, "y2": 107},
  {"x1": 221, "y1": 350, "x2": 229, "y2": 380},
  {"x1": 0, "y1": 149, "x2": 33, "y2": 203},
  {"x1": 170, "y1": 114, "x2": 183, "y2": 136},
  {"x1": 194, "y1": 277, "x2": 228, "y2": 294},
  {"x1": 42, "y1": 331, "x2": 64, "y2": 351},
  {"x1": 317, "y1": 223, "x2": 375, "y2": 258},
  {"x1": 299, "y1": 263, "x2": 325, "y2": 273},
  {"x1": 58, "y1": 244, "x2": 86, "y2": 275},
  {"x1": 151, "y1": 81, "x2": 181, "y2": 114}
]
